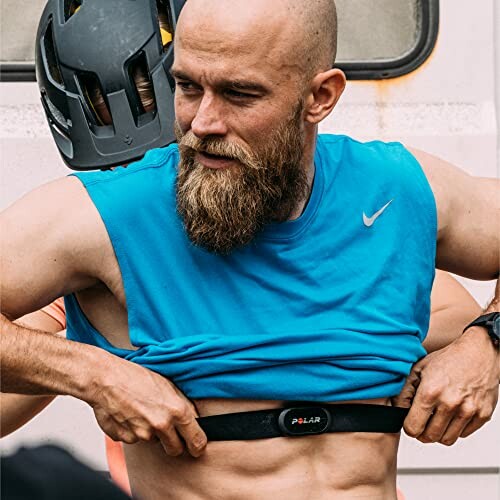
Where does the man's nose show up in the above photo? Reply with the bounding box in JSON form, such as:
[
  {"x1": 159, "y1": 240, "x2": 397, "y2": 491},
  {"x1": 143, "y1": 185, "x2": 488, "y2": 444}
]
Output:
[{"x1": 190, "y1": 95, "x2": 228, "y2": 139}]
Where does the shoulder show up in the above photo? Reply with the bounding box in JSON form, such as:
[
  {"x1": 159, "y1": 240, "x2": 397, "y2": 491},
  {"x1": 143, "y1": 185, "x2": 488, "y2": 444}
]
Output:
[
  {"x1": 406, "y1": 147, "x2": 469, "y2": 238},
  {"x1": 1, "y1": 176, "x2": 97, "y2": 235},
  {"x1": 318, "y1": 134, "x2": 432, "y2": 192},
  {"x1": 72, "y1": 144, "x2": 179, "y2": 189},
  {"x1": 3, "y1": 171, "x2": 136, "y2": 272},
  {"x1": 70, "y1": 145, "x2": 179, "y2": 212},
  {"x1": 319, "y1": 133, "x2": 415, "y2": 168},
  {"x1": 0, "y1": 177, "x2": 107, "y2": 318},
  {"x1": 3, "y1": 175, "x2": 111, "y2": 263}
]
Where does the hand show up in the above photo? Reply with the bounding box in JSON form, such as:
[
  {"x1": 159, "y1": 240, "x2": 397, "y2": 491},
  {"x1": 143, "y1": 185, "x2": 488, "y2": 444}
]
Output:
[
  {"x1": 392, "y1": 327, "x2": 499, "y2": 445},
  {"x1": 86, "y1": 353, "x2": 207, "y2": 458}
]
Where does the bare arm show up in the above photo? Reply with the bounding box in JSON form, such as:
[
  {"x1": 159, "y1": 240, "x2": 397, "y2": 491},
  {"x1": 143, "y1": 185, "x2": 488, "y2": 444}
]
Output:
[
  {"x1": 1, "y1": 177, "x2": 106, "y2": 398},
  {"x1": 425, "y1": 271, "x2": 482, "y2": 353},
  {"x1": 0, "y1": 178, "x2": 207, "y2": 456},
  {"x1": 395, "y1": 149, "x2": 499, "y2": 445},
  {"x1": 410, "y1": 148, "x2": 499, "y2": 281},
  {"x1": 1, "y1": 309, "x2": 64, "y2": 437}
]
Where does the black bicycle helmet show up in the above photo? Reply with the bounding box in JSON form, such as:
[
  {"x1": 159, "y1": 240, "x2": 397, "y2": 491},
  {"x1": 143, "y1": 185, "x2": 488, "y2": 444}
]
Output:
[{"x1": 35, "y1": 0, "x2": 185, "y2": 170}]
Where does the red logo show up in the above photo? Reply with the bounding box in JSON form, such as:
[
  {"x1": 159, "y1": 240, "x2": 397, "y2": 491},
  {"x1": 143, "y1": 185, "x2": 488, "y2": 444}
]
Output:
[{"x1": 298, "y1": 418, "x2": 304, "y2": 424}]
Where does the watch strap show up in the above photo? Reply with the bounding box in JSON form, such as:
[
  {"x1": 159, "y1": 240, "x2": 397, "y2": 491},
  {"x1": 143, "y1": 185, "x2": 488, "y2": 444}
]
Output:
[{"x1": 463, "y1": 312, "x2": 500, "y2": 343}]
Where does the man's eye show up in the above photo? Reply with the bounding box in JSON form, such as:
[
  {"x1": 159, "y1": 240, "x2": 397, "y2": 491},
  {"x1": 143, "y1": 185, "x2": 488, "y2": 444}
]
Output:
[
  {"x1": 176, "y1": 81, "x2": 198, "y2": 92},
  {"x1": 226, "y1": 89, "x2": 254, "y2": 99}
]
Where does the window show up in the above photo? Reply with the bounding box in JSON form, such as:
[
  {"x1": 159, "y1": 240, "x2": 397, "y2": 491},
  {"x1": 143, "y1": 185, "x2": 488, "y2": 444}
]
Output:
[
  {"x1": 0, "y1": 0, "x2": 47, "y2": 81},
  {"x1": 335, "y1": 0, "x2": 439, "y2": 79},
  {"x1": 0, "y1": 0, "x2": 438, "y2": 82}
]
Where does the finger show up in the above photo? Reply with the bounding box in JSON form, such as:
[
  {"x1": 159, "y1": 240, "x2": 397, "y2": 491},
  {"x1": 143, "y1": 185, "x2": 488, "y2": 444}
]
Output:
[
  {"x1": 439, "y1": 413, "x2": 474, "y2": 446},
  {"x1": 392, "y1": 372, "x2": 420, "y2": 408},
  {"x1": 402, "y1": 389, "x2": 436, "y2": 438},
  {"x1": 94, "y1": 409, "x2": 123, "y2": 440},
  {"x1": 157, "y1": 427, "x2": 185, "y2": 457},
  {"x1": 95, "y1": 413, "x2": 139, "y2": 444},
  {"x1": 461, "y1": 414, "x2": 491, "y2": 438},
  {"x1": 416, "y1": 406, "x2": 455, "y2": 444},
  {"x1": 392, "y1": 358, "x2": 426, "y2": 409},
  {"x1": 175, "y1": 418, "x2": 208, "y2": 458},
  {"x1": 114, "y1": 427, "x2": 140, "y2": 444}
]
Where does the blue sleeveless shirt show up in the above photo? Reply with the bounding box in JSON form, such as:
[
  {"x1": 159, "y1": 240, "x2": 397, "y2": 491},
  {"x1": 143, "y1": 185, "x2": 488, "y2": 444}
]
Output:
[{"x1": 66, "y1": 134, "x2": 436, "y2": 401}]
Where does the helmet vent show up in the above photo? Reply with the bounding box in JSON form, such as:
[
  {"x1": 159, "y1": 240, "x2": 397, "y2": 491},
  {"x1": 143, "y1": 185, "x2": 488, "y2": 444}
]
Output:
[
  {"x1": 42, "y1": 92, "x2": 69, "y2": 130},
  {"x1": 129, "y1": 53, "x2": 157, "y2": 126},
  {"x1": 43, "y1": 20, "x2": 64, "y2": 88},
  {"x1": 156, "y1": 0, "x2": 174, "y2": 51},
  {"x1": 78, "y1": 72, "x2": 112, "y2": 127},
  {"x1": 64, "y1": 0, "x2": 82, "y2": 21}
]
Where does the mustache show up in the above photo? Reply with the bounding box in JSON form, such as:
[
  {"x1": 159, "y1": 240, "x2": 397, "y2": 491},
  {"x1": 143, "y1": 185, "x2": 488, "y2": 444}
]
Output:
[{"x1": 177, "y1": 129, "x2": 262, "y2": 171}]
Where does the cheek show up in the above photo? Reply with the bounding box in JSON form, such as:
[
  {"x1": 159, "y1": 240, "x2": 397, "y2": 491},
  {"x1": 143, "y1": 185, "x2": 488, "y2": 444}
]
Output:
[
  {"x1": 174, "y1": 96, "x2": 195, "y2": 132},
  {"x1": 237, "y1": 108, "x2": 283, "y2": 143}
]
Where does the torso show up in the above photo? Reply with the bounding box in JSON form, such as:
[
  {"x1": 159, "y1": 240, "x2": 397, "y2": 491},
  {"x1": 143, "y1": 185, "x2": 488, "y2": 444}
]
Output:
[
  {"x1": 69, "y1": 136, "x2": 435, "y2": 498},
  {"x1": 125, "y1": 398, "x2": 399, "y2": 500},
  {"x1": 76, "y1": 253, "x2": 400, "y2": 500}
]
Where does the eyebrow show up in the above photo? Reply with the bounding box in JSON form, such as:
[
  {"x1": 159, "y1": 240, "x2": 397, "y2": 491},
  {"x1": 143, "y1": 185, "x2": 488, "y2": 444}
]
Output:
[
  {"x1": 170, "y1": 69, "x2": 269, "y2": 94},
  {"x1": 220, "y1": 79, "x2": 268, "y2": 94}
]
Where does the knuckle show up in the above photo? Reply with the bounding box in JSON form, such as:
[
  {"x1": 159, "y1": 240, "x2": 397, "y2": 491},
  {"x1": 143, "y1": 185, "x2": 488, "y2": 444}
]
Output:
[
  {"x1": 440, "y1": 437, "x2": 457, "y2": 447},
  {"x1": 440, "y1": 397, "x2": 461, "y2": 412},
  {"x1": 192, "y1": 433, "x2": 208, "y2": 450},
  {"x1": 417, "y1": 435, "x2": 432, "y2": 444},
  {"x1": 438, "y1": 402, "x2": 454, "y2": 414},
  {"x1": 420, "y1": 389, "x2": 440, "y2": 406},
  {"x1": 136, "y1": 428, "x2": 155, "y2": 441},
  {"x1": 404, "y1": 424, "x2": 421, "y2": 438},
  {"x1": 117, "y1": 430, "x2": 136, "y2": 444},
  {"x1": 169, "y1": 403, "x2": 188, "y2": 419},
  {"x1": 424, "y1": 432, "x2": 440, "y2": 443},
  {"x1": 479, "y1": 413, "x2": 492, "y2": 424},
  {"x1": 151, "y1": 417, "x2": 171, "y2": 432},
  {"x1": 124, "y1": 435, "x2": 139, "y2": 444},
  {"x1": 457, "y1": 406, "x2": 476, "y2": 420},
  {"x1": 478, "y1": 408, "x2": 493, "y2": 423},
  {"x1": 173, "y1": 407, "x2": 193, "y2": 425}
]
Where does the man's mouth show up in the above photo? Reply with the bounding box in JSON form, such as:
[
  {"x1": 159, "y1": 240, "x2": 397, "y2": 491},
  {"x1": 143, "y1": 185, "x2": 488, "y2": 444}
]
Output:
[{"x1": 195, "y1": 151, "x2": 237, "y2": 169}]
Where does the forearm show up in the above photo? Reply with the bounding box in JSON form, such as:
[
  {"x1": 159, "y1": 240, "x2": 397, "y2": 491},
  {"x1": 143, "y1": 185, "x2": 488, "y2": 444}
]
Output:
[
  {"x1": 461, "y1": 279, "x2": 500, "y2": 373},
  {"x1": 464, "y1": 278, "x2": 500, "y2": 338},
  {"x1": 0, "y1": 307, "x2": 68, "y2": 437},
  {"x1": 0, "y1": 394, "x2": 55, "y2": 437},
  {"x1": 1, "y1": 313, "x2": 106, "y2": 402}
]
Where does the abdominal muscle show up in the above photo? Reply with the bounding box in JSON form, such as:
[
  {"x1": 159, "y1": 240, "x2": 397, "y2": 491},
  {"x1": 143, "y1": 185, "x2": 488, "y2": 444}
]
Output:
[{"x1": 124, "y1": 397, "x2": 400, "y2": 500}]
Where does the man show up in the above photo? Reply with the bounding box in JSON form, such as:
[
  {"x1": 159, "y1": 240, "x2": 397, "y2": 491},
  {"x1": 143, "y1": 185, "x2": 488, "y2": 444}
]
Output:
[{"x1": 1, "y1": 1, "x2": 498, "y2": 499}]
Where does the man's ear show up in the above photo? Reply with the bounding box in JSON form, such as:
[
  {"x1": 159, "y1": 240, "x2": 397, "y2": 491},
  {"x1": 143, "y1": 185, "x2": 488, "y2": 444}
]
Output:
[{"x1": 304, "y1": 69, "x2": 346, "y2": 124}]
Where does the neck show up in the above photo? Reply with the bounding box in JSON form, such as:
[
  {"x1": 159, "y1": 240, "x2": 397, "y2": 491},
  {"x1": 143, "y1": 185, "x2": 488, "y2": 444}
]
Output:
[{"x1": 288, "y1": 129, "x2": 317, "y2": 221}]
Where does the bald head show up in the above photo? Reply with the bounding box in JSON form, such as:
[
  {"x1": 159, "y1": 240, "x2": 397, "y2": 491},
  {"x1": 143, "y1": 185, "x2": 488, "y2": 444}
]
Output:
[
  {"x1": 287, "y1": 0, "x2": 338, "y2": 76},
  {"x1": 177, "y1": 0, "x2": 337, "y2": 82}
]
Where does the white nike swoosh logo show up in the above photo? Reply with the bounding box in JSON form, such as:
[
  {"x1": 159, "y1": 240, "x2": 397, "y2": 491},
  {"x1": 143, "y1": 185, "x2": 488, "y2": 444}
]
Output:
[{"x1": 363, "y1": 200, "x2": 394, "y2": 227}]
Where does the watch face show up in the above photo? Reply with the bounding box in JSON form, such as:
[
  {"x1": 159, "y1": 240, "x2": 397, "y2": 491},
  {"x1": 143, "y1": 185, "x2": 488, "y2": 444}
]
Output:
[{"x1": 493, "y1": 314, "x2": 500, "y2": 339}]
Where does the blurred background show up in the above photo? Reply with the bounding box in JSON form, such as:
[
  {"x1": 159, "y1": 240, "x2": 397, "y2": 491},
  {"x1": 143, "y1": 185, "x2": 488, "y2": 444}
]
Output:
[{"x1": 1, "y1": 1, "x2": 499, "y2": 498}]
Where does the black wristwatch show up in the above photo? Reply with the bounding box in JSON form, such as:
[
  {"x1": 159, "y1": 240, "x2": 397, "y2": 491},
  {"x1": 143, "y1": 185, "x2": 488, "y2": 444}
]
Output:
[{"x1": 463, "y1": 312, "x2": 500, "y2": 345}]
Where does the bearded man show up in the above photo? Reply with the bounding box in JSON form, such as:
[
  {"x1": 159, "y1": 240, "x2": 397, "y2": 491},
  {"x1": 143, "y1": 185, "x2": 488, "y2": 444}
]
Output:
[{"x1": 1, "y1": 0, "x2": 499, "y2": 499}]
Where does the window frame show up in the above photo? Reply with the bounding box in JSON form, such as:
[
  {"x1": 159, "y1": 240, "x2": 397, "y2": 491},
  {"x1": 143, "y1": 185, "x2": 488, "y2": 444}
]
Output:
[
  {"x1": 0, "y1": 0, "x2": 439, "y2": 82},
  {"x1": 337, "y1": 0, "x2": 439, "y2": 80}
]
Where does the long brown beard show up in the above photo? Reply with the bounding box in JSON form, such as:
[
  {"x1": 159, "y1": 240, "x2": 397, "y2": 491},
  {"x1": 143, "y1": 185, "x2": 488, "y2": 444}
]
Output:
[{"x1": 175, "y1": 102, "x2": 308, "y2": 254}]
